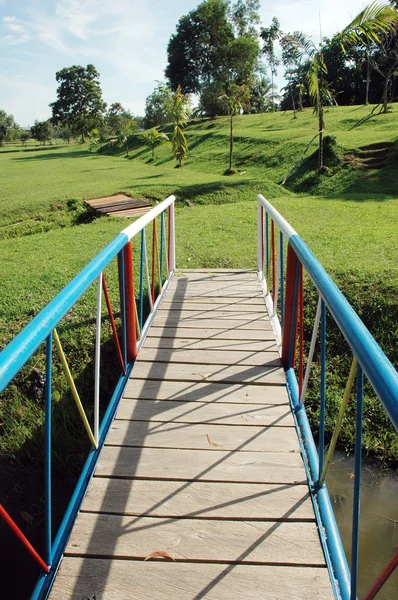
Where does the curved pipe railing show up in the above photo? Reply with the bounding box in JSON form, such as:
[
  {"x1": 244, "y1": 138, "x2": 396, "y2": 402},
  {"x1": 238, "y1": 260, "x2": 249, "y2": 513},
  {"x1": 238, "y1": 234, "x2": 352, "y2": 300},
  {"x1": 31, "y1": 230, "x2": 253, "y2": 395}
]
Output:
[
  {"x1": 0, "y1": 195, "x2": 175, "y2": 600},
  {"x1": 257, "y1": 194, "x2": 398, "y2": 600}
]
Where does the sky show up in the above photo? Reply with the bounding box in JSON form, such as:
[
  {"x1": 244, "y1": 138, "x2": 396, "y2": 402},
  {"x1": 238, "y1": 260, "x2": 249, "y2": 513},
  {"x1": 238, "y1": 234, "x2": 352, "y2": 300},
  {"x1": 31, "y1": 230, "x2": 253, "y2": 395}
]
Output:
[{"x1": 1, "y1": 0, "x2": 372, "y2": 127}]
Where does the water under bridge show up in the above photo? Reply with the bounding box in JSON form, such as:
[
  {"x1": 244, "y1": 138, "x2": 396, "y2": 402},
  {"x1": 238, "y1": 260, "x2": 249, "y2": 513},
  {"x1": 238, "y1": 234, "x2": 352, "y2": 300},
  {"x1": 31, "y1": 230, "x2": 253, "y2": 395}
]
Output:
[{"x1": 0, "y1": 195, "x2": 397, "y2": 600}]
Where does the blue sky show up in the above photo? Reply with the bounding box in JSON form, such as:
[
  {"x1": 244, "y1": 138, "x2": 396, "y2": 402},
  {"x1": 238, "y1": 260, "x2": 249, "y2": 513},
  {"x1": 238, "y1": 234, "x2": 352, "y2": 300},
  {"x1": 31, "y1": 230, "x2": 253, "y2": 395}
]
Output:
[{"x1": 1, "y1": 0, "x2": 369, "y2": 126}]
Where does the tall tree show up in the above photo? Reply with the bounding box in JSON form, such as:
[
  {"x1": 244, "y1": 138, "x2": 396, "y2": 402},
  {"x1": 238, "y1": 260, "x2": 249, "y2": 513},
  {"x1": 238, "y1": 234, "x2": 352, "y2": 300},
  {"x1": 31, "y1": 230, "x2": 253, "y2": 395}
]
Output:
[
  {"x1": 340, "y1": 2, "x2": 398, "y2": 112},
  {"x1": 50, "y1": 64, "x2": 106, "y2": 143},
  {"x1": 260, "y1": 17, "x2": 281, "y2": 111},
  {"x1": 30, "y1": 120, "x2": 54, "y2": 145},
  {"x1": 166, "y1": 0, "x2": 234, "y2": 93},
  {"x1": 166, "y1": 0, "x2": 261, "y2": 108},
  {"x1": 219, "y1": 82, "x2": 250, "y2": 173},
  {"x1": 144, "y1": 83, "x2": 173, "y2": 129},
  {"x1": 284, "y1": 1, "x2": 398, "y2": 171},
  {"x1": 170, "y1": 85, "x2": 191, "y2": 167},
  {"x1": 0, "y1": 110, "x2": 19, "y2": 146}
]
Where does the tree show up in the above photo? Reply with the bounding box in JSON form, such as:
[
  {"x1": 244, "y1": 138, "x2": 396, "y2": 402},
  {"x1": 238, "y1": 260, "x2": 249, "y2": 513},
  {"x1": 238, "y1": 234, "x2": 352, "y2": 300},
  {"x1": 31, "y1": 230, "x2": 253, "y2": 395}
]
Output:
[
  {"x1": 0, "y1": 110, "x2": 19, "y2": 147},
  {"x1": 260, "y1": 17, "x2": 281, "y2": 111},
  {"x1": 248, "y1": 76, "x2": 279, "y2": 113},
  {"x1": 219, "y1": 82, "x2": 250, "y2": 173},
  {"x1": 106, "y1": 103, "x2": 135, "y2": 135},
  {"x1": 30, "y1": 120, "x2": 54, "y2": 145},
  {"x1": 284, "y1": 1, "x2": 398, "y2": 171},
  {"x1": 165, "y1": 0, "x2": 261, "y2": 109},
  {"x1": 144, "y1": 82, "x2": 173, "y2": 129},
  {"x1": 339, "y1": 1, "x2": 398, "y2": 112},
  {"x1": 141, "y1": 128, "x2": 169, "y2": 159},
  {"x1": 166, "y1": 0, "x2": 234, "y2": 93},
  {"x1": 50, "y1": 64, "x2": 106, "y2": 143},
  {"x1": 170, "y1": 85, "x2": 191, "y2": 167}
]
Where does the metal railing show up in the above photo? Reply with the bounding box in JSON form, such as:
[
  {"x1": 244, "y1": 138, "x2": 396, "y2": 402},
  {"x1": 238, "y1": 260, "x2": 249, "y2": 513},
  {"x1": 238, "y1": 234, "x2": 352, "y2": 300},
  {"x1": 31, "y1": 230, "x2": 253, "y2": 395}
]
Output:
[
  {"x1": 257, "y1": 194, "x2": 398, "y2": 600},
  {"x1": 0, "y1": 195, "x2": 175, "y2": 600}
]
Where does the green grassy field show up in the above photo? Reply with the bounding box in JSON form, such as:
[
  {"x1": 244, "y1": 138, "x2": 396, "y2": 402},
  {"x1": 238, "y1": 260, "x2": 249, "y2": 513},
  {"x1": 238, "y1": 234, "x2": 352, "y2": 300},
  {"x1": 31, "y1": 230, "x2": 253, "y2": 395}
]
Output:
[{"x1": 0, "y1": 104, "x2": 397, "y2": 471}]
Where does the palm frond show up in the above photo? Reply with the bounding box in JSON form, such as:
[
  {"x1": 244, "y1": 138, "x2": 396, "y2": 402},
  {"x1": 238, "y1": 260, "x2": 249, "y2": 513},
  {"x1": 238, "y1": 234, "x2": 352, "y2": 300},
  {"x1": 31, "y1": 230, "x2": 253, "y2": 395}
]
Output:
[
  {"x1": 339, "y1": 1, "x2": 398, "y2": 49},
  {"x1": 283, "y1": 32, "x2": 317, "y2": 58}
]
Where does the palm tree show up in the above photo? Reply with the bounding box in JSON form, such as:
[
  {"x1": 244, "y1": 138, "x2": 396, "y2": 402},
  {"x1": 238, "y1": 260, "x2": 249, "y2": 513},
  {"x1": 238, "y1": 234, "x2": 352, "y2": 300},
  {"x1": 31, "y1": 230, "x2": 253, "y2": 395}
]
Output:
[
  {"x1": 170, "y1": 85, "x2": 191, "y2": 167},
  {"x1": 141, "y1": 128, "x2": 169, "y2": 159},
  {"x1": 250, "y1": 76, "x2": 280, "y2": 113},
  {"x1": 219, "y1": 82, "x2": 250, "y2": 174},
  {"x1": 284, "y1": 1, "x2": 398, "y2": 171}
]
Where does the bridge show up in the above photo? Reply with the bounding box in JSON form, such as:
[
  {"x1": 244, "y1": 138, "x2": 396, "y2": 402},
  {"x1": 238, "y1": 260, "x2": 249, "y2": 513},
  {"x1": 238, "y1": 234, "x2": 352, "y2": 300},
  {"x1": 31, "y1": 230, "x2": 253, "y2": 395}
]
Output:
[{"x1": 0, "y1": 195, "x2": 397, "y2": 599}]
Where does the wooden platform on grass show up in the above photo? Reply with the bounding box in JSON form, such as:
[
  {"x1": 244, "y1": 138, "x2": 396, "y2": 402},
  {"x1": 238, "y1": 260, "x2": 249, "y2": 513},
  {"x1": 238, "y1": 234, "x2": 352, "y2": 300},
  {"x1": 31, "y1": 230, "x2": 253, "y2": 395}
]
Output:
[
  {"x1": 49, "y1": 270, "x2": 334, "y2": 600},
  {"x1": 85, "y1": 193, "x2": 152, "y2": 217}
]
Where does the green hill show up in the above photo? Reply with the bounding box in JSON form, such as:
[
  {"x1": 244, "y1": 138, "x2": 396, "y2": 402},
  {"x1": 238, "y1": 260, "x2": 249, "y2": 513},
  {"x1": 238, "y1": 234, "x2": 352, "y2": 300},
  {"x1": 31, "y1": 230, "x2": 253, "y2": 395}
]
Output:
[{"x1": 0, "y1": 104, "x2": 397, "y2": 466}]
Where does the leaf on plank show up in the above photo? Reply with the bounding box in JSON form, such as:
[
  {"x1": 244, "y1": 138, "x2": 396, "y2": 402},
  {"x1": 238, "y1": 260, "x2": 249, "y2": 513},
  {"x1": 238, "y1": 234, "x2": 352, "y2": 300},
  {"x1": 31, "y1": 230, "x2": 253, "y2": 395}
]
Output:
[
  {"x1": 144, "y1": 550, "x2": 176, "y2": 561},
  {"x1": 207, "y1": 433, "x2": 222, "y2": 447}
]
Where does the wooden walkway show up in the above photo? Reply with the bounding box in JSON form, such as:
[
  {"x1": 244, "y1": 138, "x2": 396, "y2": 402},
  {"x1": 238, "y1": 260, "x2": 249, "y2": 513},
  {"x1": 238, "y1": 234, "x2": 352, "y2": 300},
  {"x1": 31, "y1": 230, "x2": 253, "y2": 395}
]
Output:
[{"x1": 49, "y1": 270, "x2": 334, "y2": 599}]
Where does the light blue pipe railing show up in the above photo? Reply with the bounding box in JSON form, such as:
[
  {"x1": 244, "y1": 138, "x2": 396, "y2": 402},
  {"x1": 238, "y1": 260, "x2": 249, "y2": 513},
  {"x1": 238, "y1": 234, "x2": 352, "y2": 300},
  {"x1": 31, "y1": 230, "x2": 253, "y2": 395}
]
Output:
[
  {"x1": 257, "y1": 194, "x2": 398, "y2": 600},
  {"x1": 0, "y1": 196, "x2": 175, "y2": 600}
]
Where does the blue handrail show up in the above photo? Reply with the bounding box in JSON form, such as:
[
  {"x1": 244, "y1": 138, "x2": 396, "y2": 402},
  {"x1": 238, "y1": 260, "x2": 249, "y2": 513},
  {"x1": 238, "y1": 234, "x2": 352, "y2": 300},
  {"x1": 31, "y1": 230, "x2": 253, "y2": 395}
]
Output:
[
  {"x1": 0, "y1": 195, "x2": 175, "y2": 600},
  {"x1": 257, "y1": 193, "x2": 398, "y2": 600}
]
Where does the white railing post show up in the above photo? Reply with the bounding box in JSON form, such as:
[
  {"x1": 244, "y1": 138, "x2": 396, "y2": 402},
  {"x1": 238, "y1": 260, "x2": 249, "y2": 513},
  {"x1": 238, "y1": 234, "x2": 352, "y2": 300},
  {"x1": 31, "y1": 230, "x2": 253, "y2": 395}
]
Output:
[
  {"x1": 169, "y1": 201, "x2": 176, "y2": 272},
  {"x1": 94, "y1": 272, "x2": 102, "y2": 445},
  {"x1": 257, "y1": 201, "x2": 264, "y2": 281}
]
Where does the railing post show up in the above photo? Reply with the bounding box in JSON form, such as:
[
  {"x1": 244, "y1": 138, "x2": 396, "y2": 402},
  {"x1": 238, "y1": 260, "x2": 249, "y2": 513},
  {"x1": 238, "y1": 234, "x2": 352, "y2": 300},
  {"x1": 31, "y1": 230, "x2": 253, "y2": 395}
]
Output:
[
  {"x1": 257, "y1": 202, "x2": 264, "y2": 281},
  {"x1": 168, "y1": 201, "x2": 176, "y2": 272},
  {"x1": 44, "y1": 332, "x2": 52, "y2": 568},
  {"x1": 94, "y1": 273, "x2": 102, "y2": 445},
  {"x1": 123, "y1": 241, "x2": 137, "y2": 361},
  {"x1": 351, "y1": 364, "x2": 364, "y2": 600},
  {"x1": 281, "y1": 245, "x2": 300, "y2": 370}
]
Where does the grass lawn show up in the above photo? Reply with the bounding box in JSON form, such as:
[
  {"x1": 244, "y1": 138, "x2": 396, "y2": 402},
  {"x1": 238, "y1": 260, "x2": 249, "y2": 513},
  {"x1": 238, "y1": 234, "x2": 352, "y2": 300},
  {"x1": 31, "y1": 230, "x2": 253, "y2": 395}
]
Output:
[{"x1": 0, "y1": 103, "x2": 397, "y2": 469}]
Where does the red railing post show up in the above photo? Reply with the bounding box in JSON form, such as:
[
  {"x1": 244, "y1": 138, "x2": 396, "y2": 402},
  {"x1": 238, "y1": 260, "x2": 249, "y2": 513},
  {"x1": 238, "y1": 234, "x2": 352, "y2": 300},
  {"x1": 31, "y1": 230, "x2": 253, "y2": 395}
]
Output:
[
  {"x1": 123, "y1": 242, "x2": 137, "y2": 361},
  {"x1": 281, "y1": 244, "x2": 300, "y2": 370}
]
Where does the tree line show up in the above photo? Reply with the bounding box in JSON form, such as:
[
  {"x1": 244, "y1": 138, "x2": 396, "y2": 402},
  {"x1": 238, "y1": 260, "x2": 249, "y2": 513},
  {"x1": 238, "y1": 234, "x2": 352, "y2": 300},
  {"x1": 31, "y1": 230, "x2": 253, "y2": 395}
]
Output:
[{"x1": 2, "y1": 1, "x2": 397, "y2": 174}]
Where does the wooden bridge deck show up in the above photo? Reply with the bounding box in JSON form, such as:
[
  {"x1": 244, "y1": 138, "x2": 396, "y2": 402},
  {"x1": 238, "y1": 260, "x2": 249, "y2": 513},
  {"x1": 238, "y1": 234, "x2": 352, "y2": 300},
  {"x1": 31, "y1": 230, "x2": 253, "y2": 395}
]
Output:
[{"x1": 49, "y1": 270, "x2": 334, "y2": 600}]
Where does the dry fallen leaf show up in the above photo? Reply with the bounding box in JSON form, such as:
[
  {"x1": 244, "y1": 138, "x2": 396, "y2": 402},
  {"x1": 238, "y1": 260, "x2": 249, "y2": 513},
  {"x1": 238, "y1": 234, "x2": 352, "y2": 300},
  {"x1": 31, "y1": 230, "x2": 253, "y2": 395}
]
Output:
[
  {"x1": 193, "y1": 372, "x2": 212, "y2": 380},
  {"x1": 144, "y1": 550, "x2": 176, "y2": 561},
  {"x1": 207, "y1": 433, "x2": 222, "y2": 447}
]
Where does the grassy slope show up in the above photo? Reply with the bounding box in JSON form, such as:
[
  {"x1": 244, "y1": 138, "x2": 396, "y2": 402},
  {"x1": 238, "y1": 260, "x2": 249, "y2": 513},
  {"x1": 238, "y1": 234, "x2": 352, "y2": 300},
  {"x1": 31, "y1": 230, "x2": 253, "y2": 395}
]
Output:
[{"x1": 0, "y1": 104, "x2": 397, "y2": 466}]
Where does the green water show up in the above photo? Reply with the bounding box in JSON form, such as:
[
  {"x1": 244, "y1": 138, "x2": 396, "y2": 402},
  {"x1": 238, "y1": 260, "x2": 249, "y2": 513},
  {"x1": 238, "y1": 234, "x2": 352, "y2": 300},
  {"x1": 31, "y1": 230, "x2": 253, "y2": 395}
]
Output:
[{"x1": 327, "y1": 453, "x2": 398, "y2": 599}]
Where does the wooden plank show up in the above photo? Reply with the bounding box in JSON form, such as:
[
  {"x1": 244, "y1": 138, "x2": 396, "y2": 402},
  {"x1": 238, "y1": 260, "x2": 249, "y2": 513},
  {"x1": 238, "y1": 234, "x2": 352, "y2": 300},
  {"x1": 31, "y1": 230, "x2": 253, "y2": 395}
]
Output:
[
  {"x1": 115, "y1": 399, "x2": 291, "y2": 427},
  {"x1": 168, "y1": 279, "x2": 260, "y2": 287},
  {"x1": 123, "y1": 380, "x2": 289, "y2": 405},
  {"x1": 106, "y1": 420, "x2": 299, "y2": 452},
  {"x1": 173, "y1": 269, "x2": 258, "y2": 282},
  {"x1": 160, "y1": 294, "x2": 265, "y2": 310},
  {"x1": 147, "y1": 327, "x2": 276, "y2": 340},
  {"x1": 130, "y1": 362, "x2": 286, "y2": 385},
  {"x1": 151, "y1": 317, "x2": 272, "y2": 331},
  {"x1": 96, "y1": 447, "x2": 307, "y2": 484},
  {"x1": 50, "y1": 558, "x2": 334, "y2": 600},
  {"x1": 65, "y1": 514, "x2": 325, "y2": 566},
  {"x1": 81, "y1": 478, "x2": 314, "y2": 520},
  {"x1": 154, "y1": 310, "x2": 270, "y2": 321},
  {"x1": 166, "y1": 290, "x2": 263, "y2": 298},
  {"x1": 142, "y1": 337, "x2": 278, "y2": 352},
  {"x1": 158, "y1": 303, "x2": 266, "y2": 313},
  {"x1": 137, "y1": 348, "x2": 281, "y2": 367}
]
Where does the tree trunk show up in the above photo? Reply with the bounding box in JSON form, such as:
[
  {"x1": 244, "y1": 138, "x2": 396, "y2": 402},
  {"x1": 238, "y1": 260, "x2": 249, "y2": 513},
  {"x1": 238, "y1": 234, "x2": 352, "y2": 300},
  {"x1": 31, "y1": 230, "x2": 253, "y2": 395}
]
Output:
[
  {"x1": 229, "y1": 114, "x2": 233, "y2": 171},
  {"x1": 271, "y1": 72, "x2": 274, "y2": 112},
  {"x1": 290, "y1": 84, "x2": 296, "y2": 119},
  {"x1": 365, "y1": 57, "x2": 371, "y2": 106},
  {"x1": 382, "y1": 70, "x2": 392, "y2": 114},
  {"x1": 81, "y1": 132, "x2": 85, "y2": 143}
]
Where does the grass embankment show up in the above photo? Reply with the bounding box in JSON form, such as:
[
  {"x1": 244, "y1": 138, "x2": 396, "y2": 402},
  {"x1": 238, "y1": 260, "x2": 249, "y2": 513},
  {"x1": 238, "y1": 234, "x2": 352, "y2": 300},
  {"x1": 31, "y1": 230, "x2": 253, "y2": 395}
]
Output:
[{"x1": 0, "y1": 104, "x2": 397, "y2": 477}]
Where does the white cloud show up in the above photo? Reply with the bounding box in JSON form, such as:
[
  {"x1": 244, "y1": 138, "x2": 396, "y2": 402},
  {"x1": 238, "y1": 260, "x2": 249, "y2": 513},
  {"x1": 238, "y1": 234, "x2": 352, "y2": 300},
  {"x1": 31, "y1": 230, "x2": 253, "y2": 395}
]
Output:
[{"x1": 1, "y1": 15, "x2": 30, "y2": 45}]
